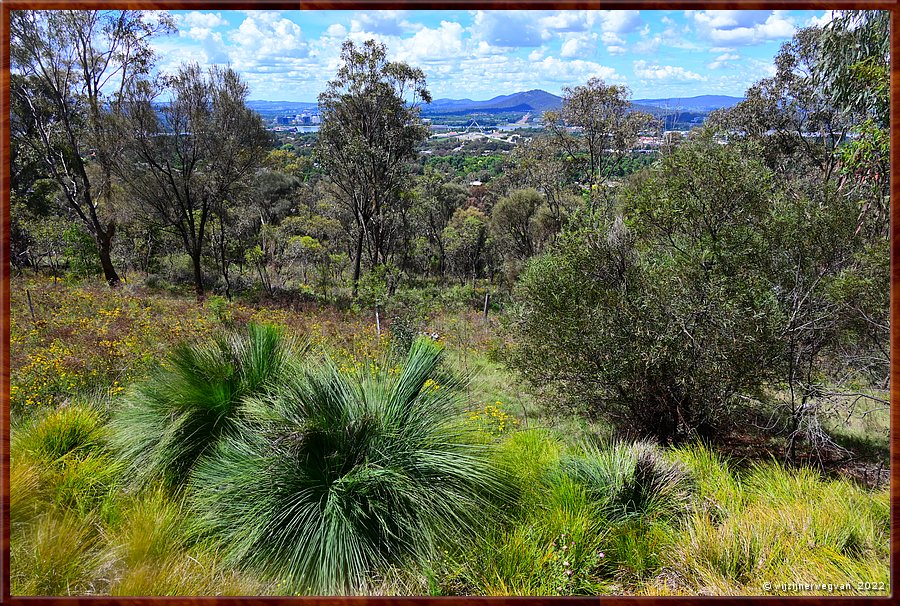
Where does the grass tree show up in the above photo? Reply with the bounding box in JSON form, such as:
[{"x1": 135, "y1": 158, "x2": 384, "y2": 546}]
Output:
[
  {"x1": 189, "y1": 337, "x2": 515, "y2": 595},
  {"x1": 110, "y1": 323, "x2": 298, "y2": 490}
]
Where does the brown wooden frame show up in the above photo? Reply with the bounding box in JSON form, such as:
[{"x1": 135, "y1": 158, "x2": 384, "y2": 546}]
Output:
[{"x1": 0, "y1": 1, "x2": 896, "y2": 603}]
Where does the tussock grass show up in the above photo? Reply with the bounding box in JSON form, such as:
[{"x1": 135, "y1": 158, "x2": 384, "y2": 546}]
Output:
[
  {"x1": 10, "y1": 457, "x2": 46, "y2": 527},
  {"x1": 99, "y1": 486, "x2": 270, "y2": 596},
  {"x1": 660, "y1": 453, "x2": 889, "y2": 595},
  {"x1": 10, "y1": 509, "x2": 102, "y2": 595},
  {"x1": 561, "y1": 440, "x2": 692, "y2": 522},
  {"x1": 8, "y1": 278, "x2": 890, "y2": 596},
  {"x1": 453, "y1": 470, "x2": 608, "y2": 596},
  {"x1": 12, "y1": 403, "x2": 123, "y2": 516},
  {"x1": 14, "y1": 404, "x2": 104, "y2": 462}
]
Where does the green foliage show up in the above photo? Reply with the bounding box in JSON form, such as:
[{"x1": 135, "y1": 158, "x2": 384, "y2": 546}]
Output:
[
  {"x1": 62, "y1": 224, "x2": 102, "y2": 278},
  {"x1": 205, "y1": 295, "x2": 234, "y2": 325},
  {"x1": 19, "y1": 404, "x2": 104, "y2": 462},
  {"x1": 12, "y1": 403, "x2": 124, "y2": 515},
  {"x1": 10, "y1": 509, "x2": 102, "y2": 595},
  {"x1": 510, "y1": 136, "x2": 789, "y2": 442},
  {"x1": 491, "y1": 188, "x2": 547, "y2": 263},
  {"x1": 109, "y1": 323, "x2": 299, "y2": 490},
  {"x1": 189, "y1": 338, "x2": 515, "y2": 595},
  {"x1": 666, "y1": 459, "x2": 889, "y2": 594},
  {"x1": 561, "y1": 441, "x2": 692, "y2": 522},
  {"x1": 444, "y1": 207, "x2": 489, "y2": 282}
]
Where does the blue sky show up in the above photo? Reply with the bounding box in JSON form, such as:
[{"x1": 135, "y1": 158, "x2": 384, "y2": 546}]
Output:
[{"x1": 149, "y1": 9, "x2": 836, "y2": 102}]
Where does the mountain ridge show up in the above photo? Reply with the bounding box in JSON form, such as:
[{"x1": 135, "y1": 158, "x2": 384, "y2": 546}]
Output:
[{"x1": 248, "y1": 90, "x2": 744, "y2": 116}]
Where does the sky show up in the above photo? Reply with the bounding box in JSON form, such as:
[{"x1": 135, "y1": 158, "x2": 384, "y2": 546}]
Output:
[{"x1": 149, "y1": 9, "x2": 837, "y2": 102}]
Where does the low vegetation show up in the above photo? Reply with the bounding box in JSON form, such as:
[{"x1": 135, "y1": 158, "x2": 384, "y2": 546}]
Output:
[{"x1": 9, "y1": 280, "x2": 889, "y2": 596}]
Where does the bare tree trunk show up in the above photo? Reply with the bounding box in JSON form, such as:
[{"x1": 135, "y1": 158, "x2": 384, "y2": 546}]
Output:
[
  {"x1": 97, "y1": 229, "x2": 120, "y2": 287},
  {"x1": 191, "y1": 252, "x2": 205, "y2": 301},
  {"x1": 352, "y1": 230, "x2": 364, "y2": 298}
]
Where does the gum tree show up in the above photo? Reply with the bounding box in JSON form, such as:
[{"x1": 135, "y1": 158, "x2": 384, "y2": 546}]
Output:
[
  {"x1": 10, "y1": 10, "x2": 175, "y2": 285},
  {"x1": 316, "y1": 40, "x2": 431, "y2": 297}
]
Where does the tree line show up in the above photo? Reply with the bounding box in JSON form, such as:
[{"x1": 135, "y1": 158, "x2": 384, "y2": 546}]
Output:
[{"x1": 11, "y1": 10, "x2": 656, "y2": 302}]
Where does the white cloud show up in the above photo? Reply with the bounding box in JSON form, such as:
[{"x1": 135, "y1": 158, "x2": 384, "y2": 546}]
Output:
[
  {"x1": 692, "y1": 10, "x2": 796, "y2": 45},
  {"x1": 182, "y1": 27, "x2": 222, "y2": 42},
  {"x1": 176, "y1": 11, "x2": 227, "y2": 30},
  {"x1": 707, "y1": 52, "x2": 740, "y2": 69},
  {"x1": 597, "y1": 10, "x2": 642, "y2": 33},
  {"x1": 607, "y1": 45, "x2": 627, "y2": 56},
  {"x1": 230, "y1": 12, "x2": 308, "y2": 61},
  {"x1": 560, "y1": 32, "x2": 599, "y2": 58},
  {"x1": 471, "y1": 11, "x2": 544, "y2": 47},
  {"x1": 539, "y1": 11, "x2": 598, "y2": 32},
  {"x1": 807, "y1": 11, "x2": 836, "y2": 28},
  {"x1": 396, "y1": 21, "x2": 464, "y2": 61},
  {"x1": 601, "y1": 32, "x2": 625, "y2": 45},
  {"x1": 528, "y1": 49, "x2": 545, "y2": 61},
  {"x1": 325, "y1": 23, "x2": 347, "y2": 38},
  {"x1": 350, "y1": 11, "x2": 419, "y2": 36},
  {"x1": 633, "y1": 60, "x2": 706, "y2": 81},
  {"x1": 536, "y1": 56, "x2": 622, "y2": 83},
  {"x1": 633, "y1": 36, "x2": 661, "y2": 54}
]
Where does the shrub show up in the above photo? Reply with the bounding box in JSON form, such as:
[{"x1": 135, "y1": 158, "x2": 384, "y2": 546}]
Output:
[
  {"x1": 189, "y1": 337, "x2": 515, "y2": 595},
  {"x1": 508, "y1": 138, "x2": 783, "y2": 442},
  {"x1": 109, "y1": 323, "x2": 299, "y2": 490}
]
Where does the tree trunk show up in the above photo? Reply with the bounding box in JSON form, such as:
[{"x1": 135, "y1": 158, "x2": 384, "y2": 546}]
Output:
[
  {"x1": 97, "y1": 230, "x2": 121, "y2": 287},
  {"x1": 192, "y1": 252, "x2": 205, "y2": 301},
  {"x1": 352, "y1": 230, "x2": 364, "y2": 298}
]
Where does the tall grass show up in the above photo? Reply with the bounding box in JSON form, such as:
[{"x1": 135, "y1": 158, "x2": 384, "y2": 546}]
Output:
[
  {"x1": 10, "y1": 509, "x2": 102, "y2": 595},
  {"x1": 659, "y1": 446, "x2": 889, "y2": 595},
  {"x1": 109, "y1": 323, "x2": 299, "y2": 489},
  {"x1": 11, "y1": 402, "x2": 123, "y2": 516},
  {"x1": 189, "y1": 337, "x2": 515, "y2": 595},
  {"x1": 99, "y1": 487, "x2": 268, "y2": 596}
]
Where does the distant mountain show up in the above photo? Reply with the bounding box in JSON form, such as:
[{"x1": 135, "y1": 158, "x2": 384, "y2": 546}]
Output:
[
  {"x1": 245, "y1": 92, "x2": 743, "y2": 120},
  {"x1": 631, "y1": 95, "x2": 744, "y2": 111},
  {"x1": 423, "y1": 89, "x2": 562, "y2": 115}
]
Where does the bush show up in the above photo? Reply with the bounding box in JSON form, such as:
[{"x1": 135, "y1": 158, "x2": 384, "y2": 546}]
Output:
[
  {"x1": 109, "y1": 323, "x2": 299, "y2": 490},
  {"x1": 509, "y1": 138, "x2": 783, "y2": 442},
  {"x1": 189, "y1": 337, "x2": 515, "y2": 595}
]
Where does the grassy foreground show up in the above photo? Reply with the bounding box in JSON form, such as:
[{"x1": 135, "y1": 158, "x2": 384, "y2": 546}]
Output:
[{"x1": 9, "y1": 275, "x2": 890, "y2": 596}]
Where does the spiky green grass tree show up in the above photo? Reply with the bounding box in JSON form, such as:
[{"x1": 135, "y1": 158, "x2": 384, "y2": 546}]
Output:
[
  {"x1": 561, "y1": 441, "x2": 693, "y2": 521},
  {"x1": 189, "y1": 337, "x2": 515, "y2": 595},
  {"x1": 109, "y1": 323, "x2": 299, "y2": 490}
]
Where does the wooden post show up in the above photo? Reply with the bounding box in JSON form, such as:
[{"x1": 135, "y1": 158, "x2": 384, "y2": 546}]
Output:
[
  {"x1": 483, "y1": 291, "x2": 490, "y2": 321},
  {"x1": 375, "y1": 304, "x2": 381, "y2": 337},
  {"x1": 26, "y1": 289, "x2": 35, "y2": 323}
]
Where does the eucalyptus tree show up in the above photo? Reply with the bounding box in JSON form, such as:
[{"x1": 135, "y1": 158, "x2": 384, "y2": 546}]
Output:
[
  {"x1": 316, "y1": 39, "x2": 431, "y2": 297},
  {"x1": 411, "y1": 168, "x2": 469, "y2": 278},
  {"x1": 708, "y1": 26, "x2": 857, "y2": 183},
  {"x1": 10, "y1": 9, "x2": 175, "y2": 285},
  {"x1": 542, "y1": 78, "x2": 654, "y2": 210},
  {"x1": 115, "y1": 64, "x2": 270, "y2": 299}
]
